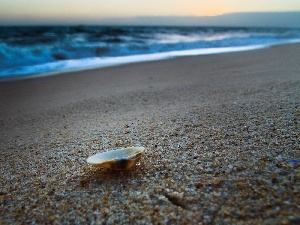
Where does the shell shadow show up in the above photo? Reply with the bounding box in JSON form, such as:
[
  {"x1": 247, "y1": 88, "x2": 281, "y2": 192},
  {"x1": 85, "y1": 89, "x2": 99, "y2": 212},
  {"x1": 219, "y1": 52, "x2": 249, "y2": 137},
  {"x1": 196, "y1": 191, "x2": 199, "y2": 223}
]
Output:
[{"x1": 76, "y1": 158, "x2": 151, "y2": 189}]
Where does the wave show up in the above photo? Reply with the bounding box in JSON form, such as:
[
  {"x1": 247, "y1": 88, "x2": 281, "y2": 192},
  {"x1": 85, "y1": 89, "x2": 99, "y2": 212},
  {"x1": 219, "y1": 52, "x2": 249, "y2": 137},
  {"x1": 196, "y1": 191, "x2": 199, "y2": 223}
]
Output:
[{"x1": 1, "y1": 26, "x2": 300, "y2": 78}]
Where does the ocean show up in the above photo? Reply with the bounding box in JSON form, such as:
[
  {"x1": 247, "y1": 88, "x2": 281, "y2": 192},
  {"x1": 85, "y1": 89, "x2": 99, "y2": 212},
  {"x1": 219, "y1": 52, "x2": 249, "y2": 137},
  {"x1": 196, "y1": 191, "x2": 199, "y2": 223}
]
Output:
[{"x1": 1, "y1": 26, "x2": 300, "y2": 79}]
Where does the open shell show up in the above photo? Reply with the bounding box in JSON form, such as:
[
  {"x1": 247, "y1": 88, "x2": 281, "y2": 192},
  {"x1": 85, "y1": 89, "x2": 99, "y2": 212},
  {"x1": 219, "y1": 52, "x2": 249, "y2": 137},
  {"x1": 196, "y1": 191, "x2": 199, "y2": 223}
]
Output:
[{"x1": 86, "y1": 147, "x2": 145, "y2": 170}]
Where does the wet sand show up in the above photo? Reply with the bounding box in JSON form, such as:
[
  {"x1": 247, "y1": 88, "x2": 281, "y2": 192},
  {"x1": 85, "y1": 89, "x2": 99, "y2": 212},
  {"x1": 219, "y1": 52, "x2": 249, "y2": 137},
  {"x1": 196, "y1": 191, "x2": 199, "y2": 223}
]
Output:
[{"x1": 0, "y1": 43, "x2": 299, "y2": 224}]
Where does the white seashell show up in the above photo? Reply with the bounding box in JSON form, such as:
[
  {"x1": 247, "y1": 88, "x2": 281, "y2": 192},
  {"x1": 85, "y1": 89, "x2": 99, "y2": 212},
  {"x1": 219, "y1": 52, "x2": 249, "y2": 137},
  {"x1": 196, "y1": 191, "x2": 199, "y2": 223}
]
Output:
[{"x1": 87, "y1": 147, "x2": 145, "y2": 170}]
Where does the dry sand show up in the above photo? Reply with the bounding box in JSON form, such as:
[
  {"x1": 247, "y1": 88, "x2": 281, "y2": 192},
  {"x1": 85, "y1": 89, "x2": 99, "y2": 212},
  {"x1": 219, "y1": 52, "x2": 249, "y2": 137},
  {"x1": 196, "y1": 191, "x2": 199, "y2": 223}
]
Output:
[{"x1": 0, "y1": 43, "x2": 299, "y2": 224}]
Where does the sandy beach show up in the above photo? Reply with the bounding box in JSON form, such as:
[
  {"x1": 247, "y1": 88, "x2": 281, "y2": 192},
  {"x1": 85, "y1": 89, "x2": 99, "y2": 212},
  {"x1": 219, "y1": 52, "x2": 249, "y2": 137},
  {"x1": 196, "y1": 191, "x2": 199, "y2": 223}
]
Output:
[{"x1": 0, "y1": 43, "x2": 299, "y2": 224}]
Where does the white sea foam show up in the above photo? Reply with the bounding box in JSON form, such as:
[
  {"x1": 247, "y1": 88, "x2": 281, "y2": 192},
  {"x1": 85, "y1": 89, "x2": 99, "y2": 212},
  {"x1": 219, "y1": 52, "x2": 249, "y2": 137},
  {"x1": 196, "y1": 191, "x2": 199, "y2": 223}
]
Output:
[{"x1": 0, "y1": 45, "x2": 267, "y2": 79}]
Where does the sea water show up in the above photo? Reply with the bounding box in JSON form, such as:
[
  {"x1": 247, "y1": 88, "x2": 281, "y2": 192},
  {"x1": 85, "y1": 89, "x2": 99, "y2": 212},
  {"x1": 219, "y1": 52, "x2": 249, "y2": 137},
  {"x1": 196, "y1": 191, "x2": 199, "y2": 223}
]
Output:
[{"x1": 1, "y1": 26, "x2": 300, "y2": 79}]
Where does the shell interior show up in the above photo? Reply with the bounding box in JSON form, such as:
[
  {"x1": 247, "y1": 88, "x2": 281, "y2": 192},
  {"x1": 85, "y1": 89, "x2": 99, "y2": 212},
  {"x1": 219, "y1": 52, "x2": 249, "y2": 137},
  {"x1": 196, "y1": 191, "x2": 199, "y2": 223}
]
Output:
[{"x1": 87, "y1": 147, "x2": 145, "y2": 170}]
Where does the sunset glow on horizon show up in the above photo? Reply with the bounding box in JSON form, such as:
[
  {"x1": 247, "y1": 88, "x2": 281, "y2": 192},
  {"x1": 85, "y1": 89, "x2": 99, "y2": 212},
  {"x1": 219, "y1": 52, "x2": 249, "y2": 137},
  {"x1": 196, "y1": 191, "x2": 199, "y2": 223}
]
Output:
[{"x1": 1, "y1": 0, "x2": 300, "y2": 25}]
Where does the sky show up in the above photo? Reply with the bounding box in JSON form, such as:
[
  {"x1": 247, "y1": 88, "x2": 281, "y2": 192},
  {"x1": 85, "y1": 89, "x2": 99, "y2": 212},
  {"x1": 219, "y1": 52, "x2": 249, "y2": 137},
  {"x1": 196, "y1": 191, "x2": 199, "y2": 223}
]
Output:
[{"x1": 1, "y1": 0, "x2": 300, "y2": 25}]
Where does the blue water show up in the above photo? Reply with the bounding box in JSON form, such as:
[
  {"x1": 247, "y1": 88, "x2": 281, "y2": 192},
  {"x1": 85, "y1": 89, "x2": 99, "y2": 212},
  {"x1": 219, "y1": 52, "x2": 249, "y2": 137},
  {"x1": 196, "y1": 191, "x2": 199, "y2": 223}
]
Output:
[{"x1": 1, "y1": 26, "x2": 300, "y2": 79}]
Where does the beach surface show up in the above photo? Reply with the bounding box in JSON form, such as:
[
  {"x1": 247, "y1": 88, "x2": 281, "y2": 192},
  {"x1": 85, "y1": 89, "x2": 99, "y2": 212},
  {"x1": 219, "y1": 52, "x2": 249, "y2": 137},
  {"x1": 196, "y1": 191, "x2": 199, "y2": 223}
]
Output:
[{"x1": 0, "y1": 43, "x2": 299, "y2": 224}]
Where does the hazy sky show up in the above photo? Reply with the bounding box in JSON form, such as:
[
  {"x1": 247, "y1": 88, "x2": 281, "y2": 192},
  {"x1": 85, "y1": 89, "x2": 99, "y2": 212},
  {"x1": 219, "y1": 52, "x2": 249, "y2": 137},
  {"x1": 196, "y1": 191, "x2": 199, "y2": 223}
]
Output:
[{"x1": 1, "y1": 0, "x2": 300, "y2": 25}]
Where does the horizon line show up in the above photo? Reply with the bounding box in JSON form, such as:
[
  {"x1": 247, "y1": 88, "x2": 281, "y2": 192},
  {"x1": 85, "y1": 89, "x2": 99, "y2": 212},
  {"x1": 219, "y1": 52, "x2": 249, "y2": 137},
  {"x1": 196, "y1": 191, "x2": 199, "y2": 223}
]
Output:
[{"x1": 0, "y1": 11, "x2": 299, "y2": 27}]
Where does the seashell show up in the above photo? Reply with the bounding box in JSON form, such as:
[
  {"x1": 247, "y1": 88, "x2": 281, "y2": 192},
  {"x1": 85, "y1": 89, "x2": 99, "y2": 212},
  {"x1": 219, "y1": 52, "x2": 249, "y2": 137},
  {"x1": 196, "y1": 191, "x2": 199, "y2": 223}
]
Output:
[{"x1": 87, "y1": 147, "x2": 145, "y2": 170}]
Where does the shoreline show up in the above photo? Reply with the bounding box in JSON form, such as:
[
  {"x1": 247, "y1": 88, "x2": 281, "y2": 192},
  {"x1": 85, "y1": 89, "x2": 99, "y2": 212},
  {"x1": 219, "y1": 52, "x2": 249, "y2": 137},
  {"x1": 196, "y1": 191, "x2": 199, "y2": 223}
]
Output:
[
  {"x1": 1, "y1": 43, "x2": 299, "y2": 224},
  {"x1": 1, "y1": 40, "x2": 299, "y2": 83}
]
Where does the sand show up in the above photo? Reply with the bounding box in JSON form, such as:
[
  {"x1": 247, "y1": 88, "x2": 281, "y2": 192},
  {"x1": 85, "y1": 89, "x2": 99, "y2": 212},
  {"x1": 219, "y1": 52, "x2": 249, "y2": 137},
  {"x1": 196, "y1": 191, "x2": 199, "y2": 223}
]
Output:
[{"x1": 0, "y1": 43, "x2": 299, "y2": 224}]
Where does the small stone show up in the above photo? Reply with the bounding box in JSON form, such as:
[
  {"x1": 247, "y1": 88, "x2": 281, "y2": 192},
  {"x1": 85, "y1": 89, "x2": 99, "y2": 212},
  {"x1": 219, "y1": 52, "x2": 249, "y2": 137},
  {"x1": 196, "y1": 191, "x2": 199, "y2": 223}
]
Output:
[
  {"x1": 276, "y1": 156, "x2": 283, "y2": 162},
  {"x1": 203, "y1": 215, "x2": 211, "y2": 223},
  {"x1": 80, "y1": 180, "x2": 89, "y2": 187},
  {"x1": 93, "y1": 201, "x2": 100, "y2": 209},
  {"x1": 237, "y1": 182, "x2": 248, "y2": 189},
  {"x1": 212, "y1": 177, "x2": 222, "y2": 187},
  {"x1": 102, "y1": 207, "x2": 109, "y2": 217},
  {"x1": 195, "y1": 182, "x2": 204, "y2": 189}
]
